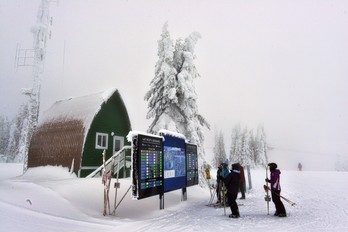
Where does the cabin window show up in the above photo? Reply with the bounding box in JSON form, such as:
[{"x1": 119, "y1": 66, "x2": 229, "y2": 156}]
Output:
[{"x1": 96, "y1": 132, "x2": 108, "y2": 149}]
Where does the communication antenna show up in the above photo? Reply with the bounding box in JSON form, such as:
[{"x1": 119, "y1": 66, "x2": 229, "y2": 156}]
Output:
[
  {"x1": 14, "y1": 44, "x2": 35, "y2": 70},
  {"x1": 17, "y1": 0, "x2": 58, "y2": 173}
]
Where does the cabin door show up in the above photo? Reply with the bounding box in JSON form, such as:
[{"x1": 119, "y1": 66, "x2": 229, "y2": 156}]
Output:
[
  {"x1": 113, "y1": 135, "x2": 125, "y2": 176},
  {"x1": 113, "y1": 136, "x2": 124, "y2": 154}
]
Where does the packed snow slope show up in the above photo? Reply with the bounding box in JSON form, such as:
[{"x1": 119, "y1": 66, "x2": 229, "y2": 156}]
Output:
[{"x1": 0, "y1": 163, "x2": 347, "y2": 232}]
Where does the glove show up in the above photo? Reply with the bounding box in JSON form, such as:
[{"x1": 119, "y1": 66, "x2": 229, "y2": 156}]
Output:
[
  {"x1": 263, "y1": 185, "x2": 270, "y2": 191},
  {"x1": 265, "y1": 178, "x2": 270, "y2": 183}
]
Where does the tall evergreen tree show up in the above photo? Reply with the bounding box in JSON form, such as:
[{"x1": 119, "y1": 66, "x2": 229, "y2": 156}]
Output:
[
  {"x1": 240, "y1": 126, "x2": 252, "y2": 166},
  {"x1": 248, "y1": 129, "x2": 258, "y2": 166},
  {"x1": 145, "y1": 23, "x2": 210, "y2": 186},
  {"x1": 6, "y1": 103, "x2": 28, "y2": 162},
  {"x1": 145, "y1": 22, "x2": 178, "y2": 133},
  {"x1": 229, "y1": 123, "x2": 242, "y2": 163},
  {"x1": 213, "y1": 129, "x2": 227, "y2": 168},
  {"x1": 0, "y1": 115, "x2": 10, "y2": 156},
  {"x1": 257, "y1": 125, "x2": 268, "y2": 166}
]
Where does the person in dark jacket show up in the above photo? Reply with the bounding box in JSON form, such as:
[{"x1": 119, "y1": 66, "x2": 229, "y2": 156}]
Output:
[
  {"x1": 216, "y1": 165, "x2": 222, "y2": 203},
  {"x1": 224, "y1": 163, "x2": 240, "y2": 218},
  {"x1": 265, "y1": 162, "x2": 287, "y2": 217}
]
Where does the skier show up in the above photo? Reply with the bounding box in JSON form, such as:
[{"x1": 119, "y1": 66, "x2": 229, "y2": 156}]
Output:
[
  {"x1": 298, "y1": 162, "x2": 303, "y2": 171},
  {"x1": 265, "y1": 162, "x2": 287, "y2": 217},
  {"x1": 220, "y1": 163, "x2": 230, "y2": 179},
  {"x1": 224, "y1": 163, "x2": 241, "y2": 218},
  {"x1": 238, "y1": 163, "x2": 246, "y2": 199},
  {"x1": 215, "y1": 163, "x2": 230, "y2": 206}
]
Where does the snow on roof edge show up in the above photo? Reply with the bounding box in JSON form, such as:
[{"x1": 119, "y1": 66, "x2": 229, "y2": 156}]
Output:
[
  {"x1": 158, "y1": 129, "x2": 186, "y2": 140},
  {"x1": 102, "y1": 87, "x2": 118, "y2": 102},
  {"x1": 126, "y1": 130, "x2": 163, "y2": 142}
]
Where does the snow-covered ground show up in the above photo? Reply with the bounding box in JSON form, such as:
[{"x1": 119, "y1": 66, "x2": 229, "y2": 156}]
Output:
[{"x1": 1, "y1": 163, "x2": 347, "y2": 232}]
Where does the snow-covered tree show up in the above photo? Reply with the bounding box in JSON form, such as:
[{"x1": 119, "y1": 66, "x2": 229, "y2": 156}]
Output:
[
  {"x1": 145, "y1": 23, "x2": 210, "y2": 186},
  {"x1": 239, "y1": 126, "x2": 252, "y2": 166},
  {"x1": 212, "y1": 129, "x2": 227, "y2": 168},
  {"x1": 248, "y1": 129, "x2": 258, "y2": 166},
  {"x1": 0, "y1": 115, "x2": 10, "y2": 157},
  {"x1": 145, "y1": 22, "x2": 178, "y2": 133},
  {"x1": 5, "y1": 103, "x2": 29, "y2": 163},
  {"x1": 229, "y1": 123, "x2": 242, "y2": 163},
  {"x1": 229, "y1": 123, "x2": 268, "y2": 167},
  {"x1": 256, "y1": 124, "x2": 268, "y2": 166}
]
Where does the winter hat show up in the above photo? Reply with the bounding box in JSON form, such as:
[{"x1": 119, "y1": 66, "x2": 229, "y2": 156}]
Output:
[
  {"x1": 268, "y1": 163, "x2": 277, "y2": 170},
  {"x1": 232, "y1": 163, "x2": 240, "y2": 170}
]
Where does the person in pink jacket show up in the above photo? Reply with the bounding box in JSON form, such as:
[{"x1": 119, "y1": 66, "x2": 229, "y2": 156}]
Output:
[{"x1": 265, "y1": 162, "x2": 287, "y2": 217}]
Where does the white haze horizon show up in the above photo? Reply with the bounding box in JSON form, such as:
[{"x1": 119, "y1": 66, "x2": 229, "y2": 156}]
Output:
[{"x1": 0, "y1": 0, "x2": 347, "y2": 171}]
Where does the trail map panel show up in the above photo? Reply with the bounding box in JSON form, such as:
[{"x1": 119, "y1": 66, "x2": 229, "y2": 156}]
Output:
[{"x1": 163, "y1": 135, "x2": 186, "y2": 192}]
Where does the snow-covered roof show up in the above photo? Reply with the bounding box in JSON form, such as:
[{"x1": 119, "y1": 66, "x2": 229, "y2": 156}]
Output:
[
  {"x1": 126, "y1": 130, "x2": 163, "y2": 143},
  {"x1": 39, "y1": 88, "x2": 118, "y2": 130},
  {"x1": 126, "y1": 129, "x2": 186, "y2": 143},
  {"x1": 158, "y1": 129, "x2": 186, "y2": 140}
]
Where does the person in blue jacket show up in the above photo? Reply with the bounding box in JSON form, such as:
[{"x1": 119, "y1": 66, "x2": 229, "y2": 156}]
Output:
[
  {"x1": 224, "y1": 163, "x2": 241, "y2": 218},
  {"x1": 220, "y1": 163, "x2": 230, "y2": 178}
]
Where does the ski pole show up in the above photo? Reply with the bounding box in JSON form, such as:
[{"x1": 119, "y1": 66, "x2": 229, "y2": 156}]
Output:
[
  {"x1": 276, "y1": 193, "x2": 296, "y2": 206},
  {"x1": 222, "y1": 183, "x2": 226, "y2": 216},
  {"x1": 264, "y1": 185, "x2": 296, "y2": 206},
  {"x1": 112, "y1": 185, "x2": 132, "y2": 214},
  {"x1": 208, "y1": 186, "x2": 216, "y2": 205}
]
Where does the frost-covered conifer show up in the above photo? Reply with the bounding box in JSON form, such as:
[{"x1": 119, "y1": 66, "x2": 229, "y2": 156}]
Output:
[
  {"x1": 257, "y1": 125, "x2": 268, "y2": 166},
  {"x1": 229, "y1": 123, "x2": 242, "y2": 163},
  {"x1": 146, "y1": 23, "x2": 209, "y2": 148},
  {"x1": 145, "y1": 23, "x2": 210, "y2": 186},
  {"x1": 240, "y1": 126, "x2": 252, "y2": 166},
  {"x1": 5, "y1": 103, "x2": 28, "y2": 163},
  {"x1": 0, "y1": 116, "x2": 10, "y2": 157},
  {"x1": 213, "y1": 129, "x2": 227, "y2": 168},
  {"x1": 145, "y1": 22, "x2": 178, "y2": 134}
]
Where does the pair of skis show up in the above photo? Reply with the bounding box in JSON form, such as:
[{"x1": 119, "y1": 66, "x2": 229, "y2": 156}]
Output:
[
  {"x1": 206, "y1": 180, "x2": 227, "y2": 215},
  {"x1": 264, "y1": 166, "x2": 271, "y2": 215}
]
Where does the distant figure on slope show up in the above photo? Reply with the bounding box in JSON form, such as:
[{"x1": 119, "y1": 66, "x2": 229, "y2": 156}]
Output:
[
  {"x1": 265, "y1": 162, "x2": 287, "y2": 217},
  {"x1": 224, "y1": 163, "x2": 241, "y2": 218},
  {"x1": 298, "y1": 162, "x2": 303, "y2": 171},
  {"x1": 238, "y1": 163, "x2": 246, "y2": 199}
]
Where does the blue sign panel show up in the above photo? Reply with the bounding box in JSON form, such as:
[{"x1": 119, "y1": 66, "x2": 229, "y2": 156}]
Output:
[{"x1": 162, "y1": 134, "x2": 186, "y2": 192}]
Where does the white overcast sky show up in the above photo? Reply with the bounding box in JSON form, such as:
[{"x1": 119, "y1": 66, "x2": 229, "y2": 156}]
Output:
[{"x1": 0, "y1": 0, "x2": 347, "y2": 161}]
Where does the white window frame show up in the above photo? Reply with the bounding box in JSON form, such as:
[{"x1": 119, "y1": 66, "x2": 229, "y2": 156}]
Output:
[{"x1": 96, "y1": 132, "x2": 108, "y2": 149}]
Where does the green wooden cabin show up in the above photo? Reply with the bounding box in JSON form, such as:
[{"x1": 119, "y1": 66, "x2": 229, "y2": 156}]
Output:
[{"x1": 28, "y1": 88, "x2": 132, "y2": 177}]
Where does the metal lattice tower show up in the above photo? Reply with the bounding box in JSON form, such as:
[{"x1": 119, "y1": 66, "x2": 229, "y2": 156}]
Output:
[{"x1": 20, "y1": 0, "x2": 57, "y2": 173}]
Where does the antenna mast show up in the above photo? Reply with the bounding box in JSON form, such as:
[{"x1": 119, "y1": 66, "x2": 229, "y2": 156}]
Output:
[{"x1": 21, "y1": 0, "x2": 57, "y2": 173}]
